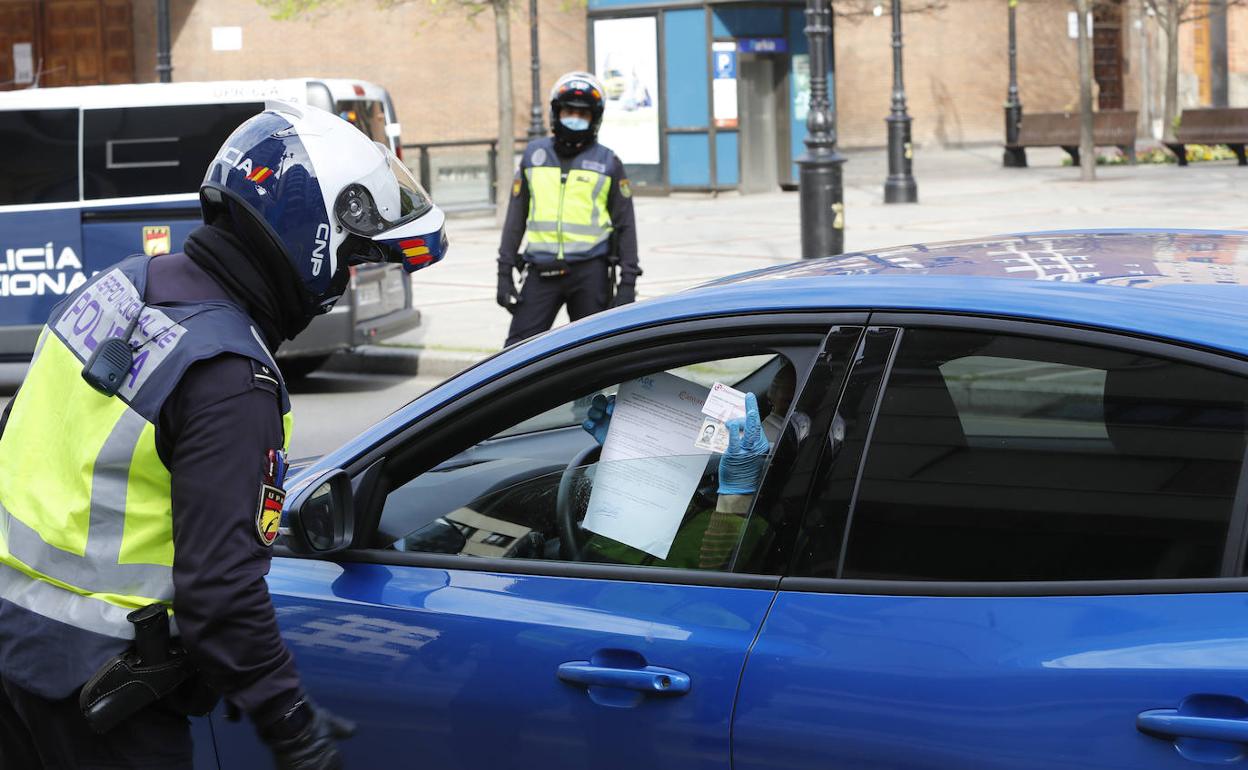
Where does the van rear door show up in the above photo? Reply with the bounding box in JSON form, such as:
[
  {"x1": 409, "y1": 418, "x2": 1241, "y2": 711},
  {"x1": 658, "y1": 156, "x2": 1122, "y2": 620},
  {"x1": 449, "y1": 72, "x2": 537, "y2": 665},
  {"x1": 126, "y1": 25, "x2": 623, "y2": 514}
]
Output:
[
  {"x1": 0, "y1": 107, "x2": 86, "y2": 358},
  {"x1": 78, "y1": 102, "x2": 265, "y2": 269}
]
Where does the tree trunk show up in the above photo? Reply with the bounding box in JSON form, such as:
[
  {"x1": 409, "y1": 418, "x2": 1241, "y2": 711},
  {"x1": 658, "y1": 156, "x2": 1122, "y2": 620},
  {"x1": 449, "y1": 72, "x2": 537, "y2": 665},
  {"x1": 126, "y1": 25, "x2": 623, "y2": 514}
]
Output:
[
  {"x1": 1161, "y1": 2, "x2": 1180, "y2": 142},
  {"x1": 493, "y1": 0, "x2": 515, "y2": 226},
  {"x1": 1075, "y1": 0, "x2": 1096, "y2": 180}
]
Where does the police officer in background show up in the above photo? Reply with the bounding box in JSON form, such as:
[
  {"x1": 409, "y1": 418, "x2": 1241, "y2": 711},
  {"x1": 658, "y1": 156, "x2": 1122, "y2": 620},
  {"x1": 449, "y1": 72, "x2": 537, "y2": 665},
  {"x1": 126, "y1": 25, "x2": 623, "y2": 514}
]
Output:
[
  {"x1": 0, "y1": 103, "x2": 447, "y2": 768},
  {"x1": 497, "y1": 71, "x2": 640, "y2": 346}
]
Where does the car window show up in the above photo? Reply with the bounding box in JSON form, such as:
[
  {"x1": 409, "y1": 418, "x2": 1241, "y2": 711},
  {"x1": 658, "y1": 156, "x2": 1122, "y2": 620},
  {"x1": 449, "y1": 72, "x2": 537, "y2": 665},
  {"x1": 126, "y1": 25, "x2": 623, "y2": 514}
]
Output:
[
  {"x1": 81, "y1": 102, "x2": 264, "y2": 200},
  {"x1": 335, "y1": 99, "x2": 387, "y2": 143},
  {"x1": 815, "y1": 328, "x2": 1248, "y2": 582},
  {"x1": 495, "y1": 355, "x2": 775, "y2": 439},
  {"x1": 0, "y1": 108, "x2": 79, "y2": 205},
  {"x1": 376, "y1": 353, "x2": 803, "y2": 572}
]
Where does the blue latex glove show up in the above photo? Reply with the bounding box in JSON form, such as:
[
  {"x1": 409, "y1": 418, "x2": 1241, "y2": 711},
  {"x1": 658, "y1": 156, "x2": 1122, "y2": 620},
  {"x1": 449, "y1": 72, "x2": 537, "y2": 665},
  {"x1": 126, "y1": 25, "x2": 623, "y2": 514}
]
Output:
[
  {"x1": 582, "y1": 394, "x2": 615, "y2": 445},
  {"x1": 718, "y1": 392, "x2": 771, "y2": 495}
]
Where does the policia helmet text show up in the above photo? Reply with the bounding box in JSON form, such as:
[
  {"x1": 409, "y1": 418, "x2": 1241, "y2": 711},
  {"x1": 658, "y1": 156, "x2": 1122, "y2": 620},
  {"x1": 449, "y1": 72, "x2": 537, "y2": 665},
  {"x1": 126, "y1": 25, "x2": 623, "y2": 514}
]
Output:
[
  {"x1": 200, "y1": 101, "x2": 450, "y2": 321},
  {"x1": 549, "y1": 72, "x2": 606, "y2": 158}
]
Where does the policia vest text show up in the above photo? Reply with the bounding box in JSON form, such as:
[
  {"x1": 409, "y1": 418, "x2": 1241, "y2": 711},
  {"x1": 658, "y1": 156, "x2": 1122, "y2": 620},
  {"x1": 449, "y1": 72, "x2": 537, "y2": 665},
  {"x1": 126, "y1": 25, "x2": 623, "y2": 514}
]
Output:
[
  {"x1": 0, "y1": 255, "x2": 291, "y2": 699},
  {"x1": 522, "y1": 138, "x2": 618, "y2": 265}
]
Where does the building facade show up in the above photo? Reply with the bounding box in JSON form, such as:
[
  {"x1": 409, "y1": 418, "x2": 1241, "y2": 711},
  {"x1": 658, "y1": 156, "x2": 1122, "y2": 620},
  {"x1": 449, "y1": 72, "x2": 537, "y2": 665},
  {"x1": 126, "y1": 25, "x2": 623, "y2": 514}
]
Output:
[{"x1": 1, "y1": 0, "x2": 1245, "y2": 193}]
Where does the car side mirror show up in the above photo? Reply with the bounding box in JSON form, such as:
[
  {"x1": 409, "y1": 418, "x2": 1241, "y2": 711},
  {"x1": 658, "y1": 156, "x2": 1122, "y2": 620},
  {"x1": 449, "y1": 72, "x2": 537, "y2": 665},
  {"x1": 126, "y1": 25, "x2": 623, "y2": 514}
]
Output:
[{"x1": 282, "y1": 469, "x2": 355, "y2": 555}]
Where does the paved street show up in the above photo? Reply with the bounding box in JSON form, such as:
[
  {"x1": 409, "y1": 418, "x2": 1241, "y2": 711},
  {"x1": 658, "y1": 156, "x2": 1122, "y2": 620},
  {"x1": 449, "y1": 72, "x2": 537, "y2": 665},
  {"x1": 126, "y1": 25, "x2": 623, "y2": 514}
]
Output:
[{"x1": 3, "y1": 144, "x2": 1245, "y2": 459}]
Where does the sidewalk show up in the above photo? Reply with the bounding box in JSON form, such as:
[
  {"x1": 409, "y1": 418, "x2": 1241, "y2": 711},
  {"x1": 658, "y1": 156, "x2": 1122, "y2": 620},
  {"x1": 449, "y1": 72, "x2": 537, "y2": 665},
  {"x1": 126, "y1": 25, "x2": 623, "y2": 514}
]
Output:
[{"x1": 370, "y1": 143, "x2": 1248, "y2": 377}]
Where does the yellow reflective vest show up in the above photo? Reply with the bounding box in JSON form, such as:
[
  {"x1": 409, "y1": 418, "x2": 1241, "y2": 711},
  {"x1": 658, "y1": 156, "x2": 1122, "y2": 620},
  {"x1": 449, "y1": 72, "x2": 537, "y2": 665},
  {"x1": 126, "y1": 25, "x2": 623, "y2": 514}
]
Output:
[
  {"x1": 0, "y1": 255, "x2": 291, "y2": 696},
  {"x1": 522, "y1": 138, "x2": 620, "y2": 264}
]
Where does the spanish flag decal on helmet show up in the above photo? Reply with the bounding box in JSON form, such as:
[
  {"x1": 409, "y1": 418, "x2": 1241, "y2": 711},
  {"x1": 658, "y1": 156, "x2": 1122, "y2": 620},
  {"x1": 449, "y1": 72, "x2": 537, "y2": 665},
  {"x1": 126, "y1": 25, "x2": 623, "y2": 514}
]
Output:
[{"x1": 400, "y1": 238, "x2": 433, "y2": 268}]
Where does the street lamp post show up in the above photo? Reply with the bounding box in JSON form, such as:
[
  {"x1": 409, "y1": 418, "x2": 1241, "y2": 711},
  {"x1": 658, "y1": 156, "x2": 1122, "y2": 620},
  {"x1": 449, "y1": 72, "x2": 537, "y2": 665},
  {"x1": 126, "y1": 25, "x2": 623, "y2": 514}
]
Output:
[
  {"x1": 1003, "y1": 0, "x2": 1027, "y2": 167},
  {"x1": 798, "y1": 0, "x2": 846, "y2": 258},
  {"x1": 526, "y1": 0, "x2": 545, "y2": 139},
  {"x1": 883, "y1": 0, "x2": 917, "y2": 203},
  {"x1": 156, "y1": 0, "x2": 172, "y2": 83}
]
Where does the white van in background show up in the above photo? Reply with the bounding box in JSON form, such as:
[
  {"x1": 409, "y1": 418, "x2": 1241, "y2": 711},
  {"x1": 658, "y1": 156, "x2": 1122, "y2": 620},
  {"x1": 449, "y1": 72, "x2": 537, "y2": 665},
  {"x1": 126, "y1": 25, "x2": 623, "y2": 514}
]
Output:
[{"x1": 0, "y1": 78, "x2": 418, "y2": 378}]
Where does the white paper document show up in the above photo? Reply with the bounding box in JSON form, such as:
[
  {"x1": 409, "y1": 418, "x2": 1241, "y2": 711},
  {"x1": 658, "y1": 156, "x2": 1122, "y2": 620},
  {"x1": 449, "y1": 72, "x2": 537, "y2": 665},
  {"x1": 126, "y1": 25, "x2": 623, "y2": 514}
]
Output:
[{"x1": 582, "y1": 372, "x2": 712, "y2": 559}]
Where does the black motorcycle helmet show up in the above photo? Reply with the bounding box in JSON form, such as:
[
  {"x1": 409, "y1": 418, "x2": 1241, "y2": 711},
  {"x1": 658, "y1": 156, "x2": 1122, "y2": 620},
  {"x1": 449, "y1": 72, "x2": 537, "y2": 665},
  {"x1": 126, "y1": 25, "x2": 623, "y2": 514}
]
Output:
[{"x1": 549, "y1": 71, "x2": 606, "y2": 157}]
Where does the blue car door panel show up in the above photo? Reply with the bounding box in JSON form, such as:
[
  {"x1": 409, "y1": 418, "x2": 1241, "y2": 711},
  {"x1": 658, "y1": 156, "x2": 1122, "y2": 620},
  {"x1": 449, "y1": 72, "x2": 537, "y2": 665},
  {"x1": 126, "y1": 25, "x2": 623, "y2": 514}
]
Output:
[
  {"x1": 733, "y1": 319, "x2": 1248, "y2": 769},
  {"x1": 733, "y1": 591, "x2": 1248, "y2": 770},
  {"x1": 210, "y1": 559, "x2": 777, "y2": 769}
]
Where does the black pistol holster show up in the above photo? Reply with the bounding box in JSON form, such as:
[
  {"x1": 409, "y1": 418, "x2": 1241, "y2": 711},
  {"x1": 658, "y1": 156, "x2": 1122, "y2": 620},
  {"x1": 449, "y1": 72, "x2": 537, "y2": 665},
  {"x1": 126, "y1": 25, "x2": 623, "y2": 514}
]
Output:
[{"x1": 79, "y1": 603, "x2": 219, "y2": 734}]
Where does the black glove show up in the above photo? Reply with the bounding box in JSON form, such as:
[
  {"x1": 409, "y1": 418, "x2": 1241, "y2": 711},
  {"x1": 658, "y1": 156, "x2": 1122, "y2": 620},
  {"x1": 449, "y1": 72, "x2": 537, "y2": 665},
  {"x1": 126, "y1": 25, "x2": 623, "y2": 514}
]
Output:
[
  {"x1": 261, "y1": 699, "x2": 355, "y2": 770},
  {"x1": 611, "y1": 280, "x2": 636, "y2": 308},
  {"x1": 497, "y1": 266, "x2": 521, "y2": 313}
]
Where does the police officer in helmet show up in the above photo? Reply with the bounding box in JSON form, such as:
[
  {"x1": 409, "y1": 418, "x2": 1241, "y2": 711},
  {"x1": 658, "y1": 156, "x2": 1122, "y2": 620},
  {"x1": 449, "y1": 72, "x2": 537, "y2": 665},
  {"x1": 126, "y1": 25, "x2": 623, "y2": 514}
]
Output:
[
  {"x1": 0, "y1": 102, "x2": 447, "y2": 768},
  {"x1": 497, "y1": 71, "x2": 640, "y2": 346}
]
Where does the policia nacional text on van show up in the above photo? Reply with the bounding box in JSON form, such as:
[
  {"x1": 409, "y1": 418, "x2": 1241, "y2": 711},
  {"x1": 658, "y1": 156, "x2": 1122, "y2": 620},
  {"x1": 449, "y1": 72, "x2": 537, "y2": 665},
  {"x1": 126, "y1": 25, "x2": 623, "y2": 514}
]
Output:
[
  {"x1": 0, "y1": 103, "x2": 447, "y2": 768},
  {"x1": 497, "y1": 72, "x2": 640, "y2": 346}
]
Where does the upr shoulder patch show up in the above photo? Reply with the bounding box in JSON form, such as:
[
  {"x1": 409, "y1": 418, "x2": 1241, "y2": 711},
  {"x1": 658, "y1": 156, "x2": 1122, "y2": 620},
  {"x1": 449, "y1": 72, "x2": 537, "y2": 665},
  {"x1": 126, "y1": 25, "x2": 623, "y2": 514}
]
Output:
[
  {"x1": 619, "y1": 178, "x2": 632, "y2": 198},
  {"x1": 512, "y1": 177, "x2": 522, "y2": 197},
  {"x1": 256, "y1": 484, "x2": 284, "y2": 547}
]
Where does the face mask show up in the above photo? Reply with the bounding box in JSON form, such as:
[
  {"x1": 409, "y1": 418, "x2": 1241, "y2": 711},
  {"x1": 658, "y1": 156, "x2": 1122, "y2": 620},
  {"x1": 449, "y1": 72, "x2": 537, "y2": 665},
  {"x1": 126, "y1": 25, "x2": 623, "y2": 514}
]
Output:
[{"x1": 560, "y1": 116, "x2": 590, "y2": 132}]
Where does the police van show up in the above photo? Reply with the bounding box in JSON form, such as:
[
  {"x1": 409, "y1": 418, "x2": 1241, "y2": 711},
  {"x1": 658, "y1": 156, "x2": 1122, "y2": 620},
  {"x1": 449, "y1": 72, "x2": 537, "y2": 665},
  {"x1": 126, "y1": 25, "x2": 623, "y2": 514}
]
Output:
[{"x1": 0, "y1": 78, "x2": 419, "y2": 377}]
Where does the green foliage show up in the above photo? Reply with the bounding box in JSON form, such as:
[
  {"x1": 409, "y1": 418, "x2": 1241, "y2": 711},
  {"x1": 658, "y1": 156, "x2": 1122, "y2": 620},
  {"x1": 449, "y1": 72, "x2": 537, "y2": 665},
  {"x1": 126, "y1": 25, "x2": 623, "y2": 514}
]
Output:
[
  {"x1": 259, "y1": 0, "x2": 500, "y2": 21},
  {"x1": 258, "y1": 0, "x2": 334, "y2": 19}
]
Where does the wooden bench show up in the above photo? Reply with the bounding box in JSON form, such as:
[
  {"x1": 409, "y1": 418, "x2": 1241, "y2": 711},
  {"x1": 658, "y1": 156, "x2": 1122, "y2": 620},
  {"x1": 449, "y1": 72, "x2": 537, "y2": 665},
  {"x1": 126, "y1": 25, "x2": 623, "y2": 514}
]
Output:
[
  {"x1": 1164, "y1": 108, "x2": 1248, "y2": 166},
  {"x1": 1010, "y1": 110, "x2": 1138, "y2": 166}
]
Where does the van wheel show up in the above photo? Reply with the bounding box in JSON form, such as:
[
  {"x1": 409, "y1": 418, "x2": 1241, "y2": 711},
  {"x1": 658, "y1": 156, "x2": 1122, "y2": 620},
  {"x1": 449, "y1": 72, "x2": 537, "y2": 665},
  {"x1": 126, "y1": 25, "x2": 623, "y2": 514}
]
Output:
[{"x1": 280, "y1": 355, "x2": 330, "y2": 381}]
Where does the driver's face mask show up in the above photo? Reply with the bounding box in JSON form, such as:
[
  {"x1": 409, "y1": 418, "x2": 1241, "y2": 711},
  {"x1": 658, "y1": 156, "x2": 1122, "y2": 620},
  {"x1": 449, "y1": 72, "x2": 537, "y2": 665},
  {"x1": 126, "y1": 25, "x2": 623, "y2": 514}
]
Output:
[{"x1": 560, "y1": 116, "x2": 590, "y2": 132}]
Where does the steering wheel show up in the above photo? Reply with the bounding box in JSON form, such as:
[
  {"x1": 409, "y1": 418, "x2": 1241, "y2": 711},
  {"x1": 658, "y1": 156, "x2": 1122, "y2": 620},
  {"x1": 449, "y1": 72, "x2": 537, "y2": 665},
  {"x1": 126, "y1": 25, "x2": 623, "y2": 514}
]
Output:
[{"x1": 556, "y1": 442, "x2": 602, "y2": 561}]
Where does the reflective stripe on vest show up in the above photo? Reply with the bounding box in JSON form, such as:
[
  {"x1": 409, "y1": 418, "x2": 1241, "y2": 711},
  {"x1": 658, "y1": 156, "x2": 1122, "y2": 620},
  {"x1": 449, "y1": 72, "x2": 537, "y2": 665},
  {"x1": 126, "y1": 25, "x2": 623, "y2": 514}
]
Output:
[
  {"x1": 525, "y1": 164, "x2": 612, "y2": 259},
  {"x1": 0, "y1": 258, "x2": 291, "y2": 644}
]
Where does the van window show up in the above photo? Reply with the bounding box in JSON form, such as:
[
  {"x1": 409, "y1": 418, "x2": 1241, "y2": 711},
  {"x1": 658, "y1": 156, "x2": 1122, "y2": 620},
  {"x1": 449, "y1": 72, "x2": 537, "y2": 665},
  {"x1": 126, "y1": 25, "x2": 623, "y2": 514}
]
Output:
[
  {"x1": 336, "y1": 100, "x2": 387, "y2": 144},
  {"x1": 82, "y1": 102, "x2": 263, "y2": 200},
  {"x1": 0, "y1": 109, "x2": 79, "y2": 205}
]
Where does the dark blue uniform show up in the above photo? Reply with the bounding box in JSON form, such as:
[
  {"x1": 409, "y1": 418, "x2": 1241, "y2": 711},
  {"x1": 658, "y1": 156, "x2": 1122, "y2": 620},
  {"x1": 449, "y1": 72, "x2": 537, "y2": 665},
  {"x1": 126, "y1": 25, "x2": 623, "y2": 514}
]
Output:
[
  {"x1": 498, "y1": 138, "x2": 640, "y2": 347},
  {"x1": 0, "y1": 252, "x2": 303, "y2": 767}
]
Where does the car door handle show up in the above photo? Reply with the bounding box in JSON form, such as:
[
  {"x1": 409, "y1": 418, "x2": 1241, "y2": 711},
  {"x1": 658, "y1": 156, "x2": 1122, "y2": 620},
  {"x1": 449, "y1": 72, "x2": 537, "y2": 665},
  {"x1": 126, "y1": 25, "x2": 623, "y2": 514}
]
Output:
[
  {"x1": 1137, "y1": 709, "x2": 1248, "y2": 743},
  {"x1": 557, "y1": 661, "x2": 691, "y2": 694}
]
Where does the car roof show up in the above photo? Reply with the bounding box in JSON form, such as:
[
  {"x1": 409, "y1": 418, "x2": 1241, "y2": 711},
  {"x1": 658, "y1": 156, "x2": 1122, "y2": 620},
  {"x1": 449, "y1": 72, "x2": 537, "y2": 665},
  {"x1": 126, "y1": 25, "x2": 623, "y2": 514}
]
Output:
[
  {"x1": 319, "y1": 229, "x2": 1248, "y2": 470},
  {"x1": 522, "y1": 229, "x2": 1248, "y2": 361},
  {"x1": 0, "y1": 78, "x2": 387, "y2": 110}
]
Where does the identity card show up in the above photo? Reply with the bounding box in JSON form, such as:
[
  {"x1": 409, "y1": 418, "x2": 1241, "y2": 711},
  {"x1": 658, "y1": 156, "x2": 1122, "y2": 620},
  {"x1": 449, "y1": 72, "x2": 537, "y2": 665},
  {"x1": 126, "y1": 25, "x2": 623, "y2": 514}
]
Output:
[
  {"x1": 702, "y1": 382, "x2": 748, "y2": 423},
  {"x1": 696, "y1": 382, "x2": 748, "y2": 454}
]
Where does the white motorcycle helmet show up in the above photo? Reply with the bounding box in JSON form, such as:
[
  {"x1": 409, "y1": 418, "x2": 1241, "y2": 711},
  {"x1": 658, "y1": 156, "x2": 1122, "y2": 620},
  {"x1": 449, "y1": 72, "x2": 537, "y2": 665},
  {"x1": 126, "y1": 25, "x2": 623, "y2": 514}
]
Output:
[{"x1": 201, "y1": 101, "x2": 448, "y2": 317}]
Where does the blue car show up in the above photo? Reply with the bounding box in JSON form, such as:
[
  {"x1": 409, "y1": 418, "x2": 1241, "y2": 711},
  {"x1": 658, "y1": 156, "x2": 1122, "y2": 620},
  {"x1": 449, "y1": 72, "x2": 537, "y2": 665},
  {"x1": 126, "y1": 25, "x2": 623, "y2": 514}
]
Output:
[{"x1": 209, "y1": 230, "x2": 1248, "y2": 769}]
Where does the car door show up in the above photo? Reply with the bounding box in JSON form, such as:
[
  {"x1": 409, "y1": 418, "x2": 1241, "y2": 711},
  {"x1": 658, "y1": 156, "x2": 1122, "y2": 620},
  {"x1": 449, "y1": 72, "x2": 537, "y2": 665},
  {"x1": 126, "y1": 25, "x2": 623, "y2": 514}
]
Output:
[
  {"x1": 734, "y1": 317, "x2": 1248, "y2": 769},
  {"x1": 211, "y1": 318, "x2": 865, "y2": 769}
]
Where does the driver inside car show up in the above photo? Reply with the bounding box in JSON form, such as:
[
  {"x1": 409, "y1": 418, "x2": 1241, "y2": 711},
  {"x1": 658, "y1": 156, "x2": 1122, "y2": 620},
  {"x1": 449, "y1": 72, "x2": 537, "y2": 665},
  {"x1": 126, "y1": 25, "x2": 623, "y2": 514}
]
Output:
[{"x1": 577, "y1": 361, "x2": 801, "y2": 570}]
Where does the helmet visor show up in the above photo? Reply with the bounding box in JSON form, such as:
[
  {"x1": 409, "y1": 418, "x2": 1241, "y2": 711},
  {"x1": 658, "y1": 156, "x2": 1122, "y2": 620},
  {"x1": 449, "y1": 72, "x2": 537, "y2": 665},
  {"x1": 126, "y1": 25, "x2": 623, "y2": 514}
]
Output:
[{"x1": 334, "y1": 143, "x2": 433, "y2": 238}]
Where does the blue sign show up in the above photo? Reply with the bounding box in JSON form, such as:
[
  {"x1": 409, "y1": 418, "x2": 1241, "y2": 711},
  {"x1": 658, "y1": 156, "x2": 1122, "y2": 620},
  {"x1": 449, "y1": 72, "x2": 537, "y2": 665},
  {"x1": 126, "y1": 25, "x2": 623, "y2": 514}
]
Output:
[
  {"x1": 737, "y1": 37, "x2": 788, "y2": 54},
  {"x1": 713, "y1": 50, "x2": 736, "y2": 79}
]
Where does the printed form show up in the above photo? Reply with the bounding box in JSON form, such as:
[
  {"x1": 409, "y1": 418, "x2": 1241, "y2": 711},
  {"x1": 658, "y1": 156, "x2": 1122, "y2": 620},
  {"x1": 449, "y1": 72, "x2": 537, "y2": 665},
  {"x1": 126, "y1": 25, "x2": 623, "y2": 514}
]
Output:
[{"x1": 582, "y1": 372, "x2": 711, "y2": 559}]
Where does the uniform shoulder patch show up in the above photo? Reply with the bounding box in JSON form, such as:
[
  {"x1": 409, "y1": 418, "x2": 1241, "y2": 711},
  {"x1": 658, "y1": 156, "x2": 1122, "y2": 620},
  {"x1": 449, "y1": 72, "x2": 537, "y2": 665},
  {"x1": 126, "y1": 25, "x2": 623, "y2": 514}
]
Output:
[
  {"x1": 256, "y1": 485, "x2": 284, "y2": 546},
  {"x1": 512, "y1": 177, "x2": 522, "y2": 197},
  {"x1": 619, "y1": 178, "x2": 632, "y2": 198},
  {"x1": 256, "y1": 448, "x2": 287, "y2": 547}
]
